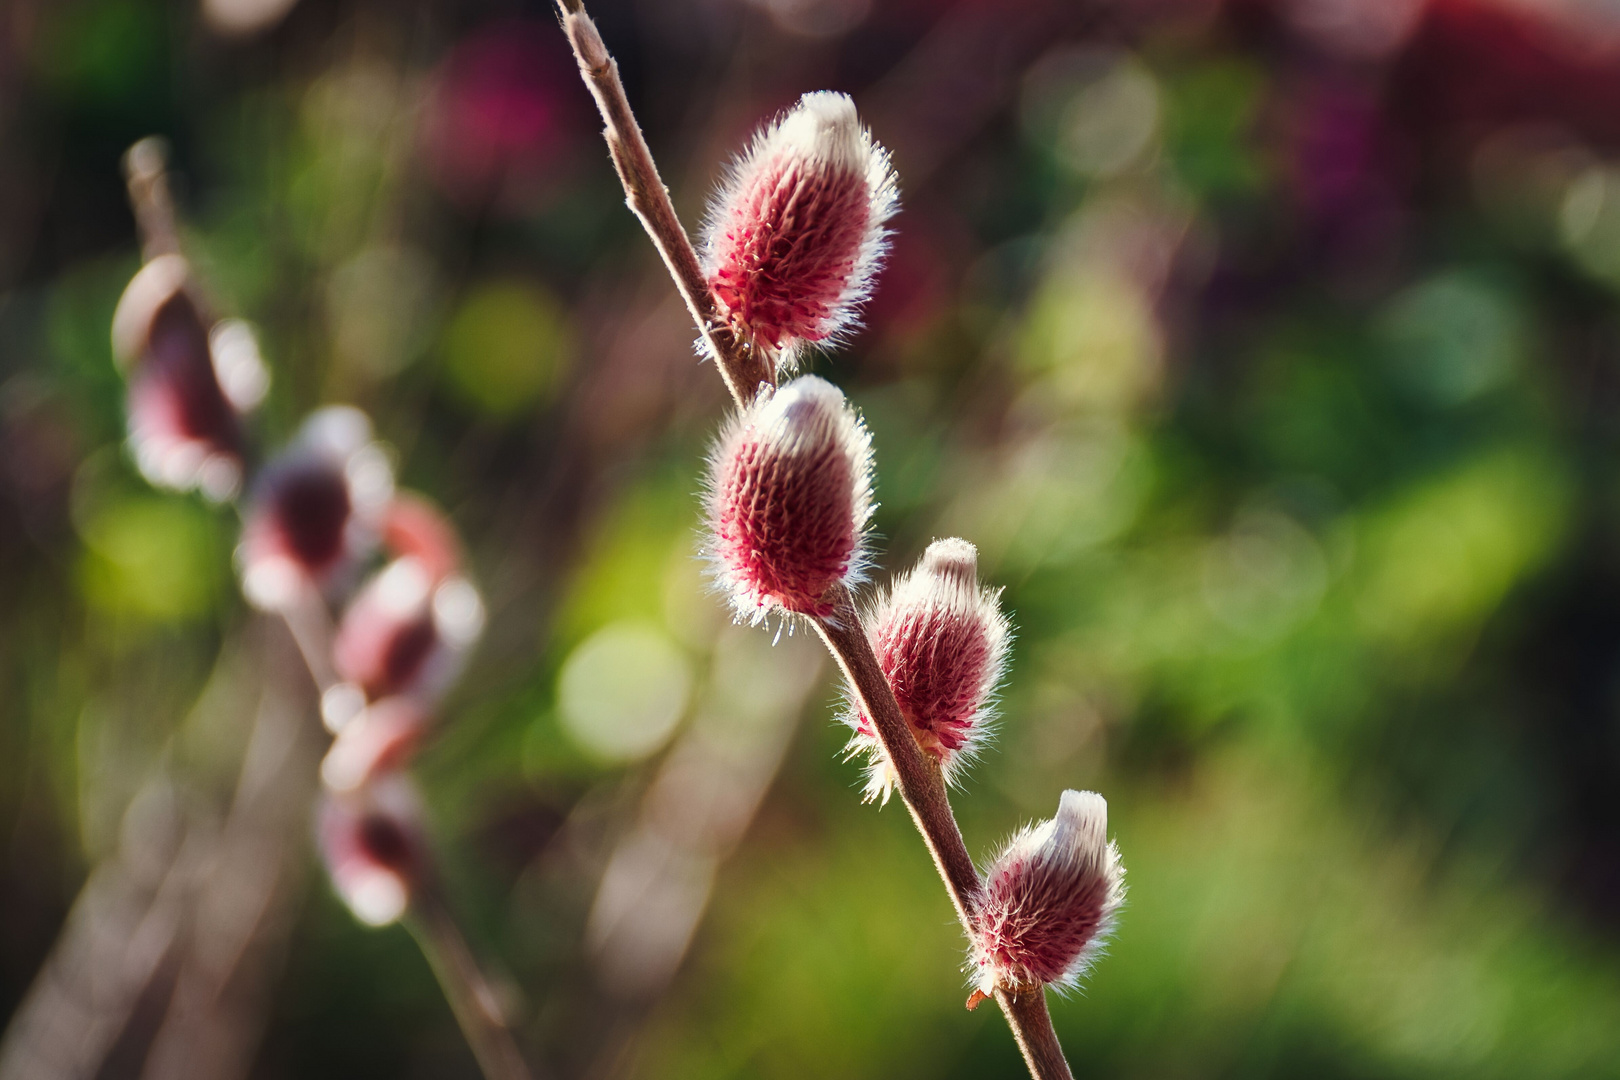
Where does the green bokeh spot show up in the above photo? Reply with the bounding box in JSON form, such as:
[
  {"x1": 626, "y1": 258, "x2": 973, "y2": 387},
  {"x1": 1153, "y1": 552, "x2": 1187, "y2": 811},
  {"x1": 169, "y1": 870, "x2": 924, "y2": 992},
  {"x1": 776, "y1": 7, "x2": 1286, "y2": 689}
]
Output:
[
  {"x1": 78, "y1": 495, "x2": 226, "y2": 621},
  {"x1": 439, "y1": 281, "x2": 573, "y2": 418}
]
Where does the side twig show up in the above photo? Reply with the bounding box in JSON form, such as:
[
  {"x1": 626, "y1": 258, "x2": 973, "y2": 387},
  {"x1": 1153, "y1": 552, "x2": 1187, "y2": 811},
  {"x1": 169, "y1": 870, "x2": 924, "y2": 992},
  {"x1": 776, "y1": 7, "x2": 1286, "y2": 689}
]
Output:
[
  {"x1": 122, "y1": 145, "x2": 538, "y2": 1080},
  {"x1": 124, "y1": 138, "x2": 182, "y2": 262},
  {"x1": 552, "y1": 6, "x2": 1077, "y2": 1078},
  {"x1": 556, "y1": 3, "x2": 774, "y2": 405}
]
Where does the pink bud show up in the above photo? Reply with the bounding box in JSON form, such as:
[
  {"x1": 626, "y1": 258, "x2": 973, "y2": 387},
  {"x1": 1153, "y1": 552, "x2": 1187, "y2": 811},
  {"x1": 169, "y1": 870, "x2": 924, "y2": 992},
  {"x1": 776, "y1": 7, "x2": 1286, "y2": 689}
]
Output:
[
  {"x1": 238, "y1": 407, "x2": 394, "y2": 610},
  {"x1": 110, "y1": 255, "x2": 245, "y2": 501},
  {"x1": 320, "y1": 696, "x2": 429, "y2": 793},
  {"x1": 847, "y1": 538, "x2": 1009, "y2": 802},
  {"x1": 331, "y1": 555, "x2": 485, "y2": 703},
  {"x1": 702, "y1": 91, "x2": 898, "y2": 371},
  {"x1": 705, "y1": 376, "x2": 873, "y2": 620},
  {"x1": 317, "y1": 776, "x2": 425, "y2": 927},
  {"x1": 969, "y1": 790, "x2": 1125, "y2": 1000}
]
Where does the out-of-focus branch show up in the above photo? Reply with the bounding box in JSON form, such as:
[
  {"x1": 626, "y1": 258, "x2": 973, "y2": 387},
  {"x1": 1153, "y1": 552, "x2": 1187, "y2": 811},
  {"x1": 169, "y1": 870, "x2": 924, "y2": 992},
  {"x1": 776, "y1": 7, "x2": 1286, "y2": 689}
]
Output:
[
  {"x1": 0, "y1": 620, "x2": 319, "y2": 1080},
  {"x1": 409, "y1": 880, "x2": 536, "y2": 1080},
  {"x1": 137, "y1": 660, "x2": 318, "y2": 1080},
  {"x1": 554, "y1": 2, "x2": 774, "y2": 406},
  {"x1": 123, "y1": 138, "x2": 181, "y2": 263},
  {"x1": 586, "y1": 625, "x2": 824, "y2": 1002}
]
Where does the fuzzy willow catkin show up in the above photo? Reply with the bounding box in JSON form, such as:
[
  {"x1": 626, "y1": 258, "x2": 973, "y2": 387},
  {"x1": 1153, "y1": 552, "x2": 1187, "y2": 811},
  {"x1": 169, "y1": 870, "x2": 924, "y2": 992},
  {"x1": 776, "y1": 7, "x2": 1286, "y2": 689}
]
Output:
[
  {"x1": 705, "y1": 375, "x2": 874, "y2": 620},
  {"x1": 847, "y1": 538, "x2": 1011, "y2": 802},
  {"x1": 969, "y1": 790, "x2": 1126, "y2": 1005},
  {"x1": 702, "y1": 91, "x2": 897, "y2": 373}
]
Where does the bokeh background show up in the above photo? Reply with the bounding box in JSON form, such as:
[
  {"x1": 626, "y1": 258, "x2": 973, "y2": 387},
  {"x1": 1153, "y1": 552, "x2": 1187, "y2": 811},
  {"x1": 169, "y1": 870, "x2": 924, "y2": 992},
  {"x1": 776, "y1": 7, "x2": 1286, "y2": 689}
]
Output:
[{"x1": 5, "y1": 0, "x2": 1620, "y2": 1076}]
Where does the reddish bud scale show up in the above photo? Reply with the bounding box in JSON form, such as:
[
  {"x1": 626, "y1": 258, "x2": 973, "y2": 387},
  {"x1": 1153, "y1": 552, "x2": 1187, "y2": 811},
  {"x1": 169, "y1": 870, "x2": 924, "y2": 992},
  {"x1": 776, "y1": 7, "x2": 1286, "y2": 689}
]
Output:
[
  {"x1": 382, "y1": 492, "x2": 464, "y2": 582},
  {"x1": 970, "y1": 790, "x2": 1125, "y2": 998},
  {"x1": 705, "y1": 376, "x2": 873, "y2": 620},
  {"x1": 703, "y1": 91, "x2": 897, "y2": 369},
  {"x1": 848, "y1": 538, "x2": 1009, "y2": 801},
  {"x1": 321, "y1": 696, "x2": 429, "y2": 793}
]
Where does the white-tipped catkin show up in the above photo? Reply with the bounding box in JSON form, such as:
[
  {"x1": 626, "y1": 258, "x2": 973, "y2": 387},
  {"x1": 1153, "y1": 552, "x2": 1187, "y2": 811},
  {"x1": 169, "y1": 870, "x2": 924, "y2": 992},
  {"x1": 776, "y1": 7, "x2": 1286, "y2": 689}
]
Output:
[
  {"x1": 111, "y1": 254, "x2": 246, "y2": 501},
  {"x1": 702, "y1": 91, "x2": 898, "y2": 371},
  {"x1": 705, "y1": 375, "x2": 874, "y2": 621},
  {"x1": 969, "y1": 790, "x2": 1125, "y2": 1000},
  {"x1": 237, "y1": 407, "x2": 393, "y2": 611},
  {"x1": 317, "y1": 776, "x2": 425, "y2": 928},
  {"x1": 846, "y1": 538, "x2": 1010, "y2": 802}
]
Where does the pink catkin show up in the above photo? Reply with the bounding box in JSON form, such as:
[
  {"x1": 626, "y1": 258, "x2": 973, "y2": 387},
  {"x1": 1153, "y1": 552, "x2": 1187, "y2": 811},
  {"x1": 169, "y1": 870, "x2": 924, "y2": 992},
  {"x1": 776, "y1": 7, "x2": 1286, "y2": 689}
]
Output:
[
  {"x1": 332, "y1": 556, "x2": 484, "y2": 704},
  {"x1": 706, "y1": 376, "x2": 873, "y2": 620},
  {"x1": 111, "y1": 255, "x2": 245, "y2": 499},
  {"x1": 703, "y1": 91, "x2": 897, "y2": 368},
  {"x1": 849, "y1": 538, "x2": 1009, "y2": 800},
  {"x1": 237, "y1": 407, "x2": 392, "y2": 611},
  {"x1": 318, "y1": 777, "x2": 425, "y2": 927},
  {"x1": 970, "y1": 790, "x2": 1125, "y2": 998}
]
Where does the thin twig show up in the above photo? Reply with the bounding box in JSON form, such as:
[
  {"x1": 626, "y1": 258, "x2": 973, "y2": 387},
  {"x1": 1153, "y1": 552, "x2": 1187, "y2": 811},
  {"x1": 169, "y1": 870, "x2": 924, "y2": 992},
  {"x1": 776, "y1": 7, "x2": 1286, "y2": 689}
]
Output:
[
  {"x1": 410, "y1": 882, "x2": 536, "y2": 1080},
  {"x1": 555, "y1": 3, "x2": 774, "y2": 406},
  {"x1": 550, "y1": 7, "x2": 1079, "y2": 1077},
  {"x1": 124, "y1": 137, "x2": 182, "y2": 262},
  {"x1": 275, "y1": 596, "x2": 338, "y2": 696}
]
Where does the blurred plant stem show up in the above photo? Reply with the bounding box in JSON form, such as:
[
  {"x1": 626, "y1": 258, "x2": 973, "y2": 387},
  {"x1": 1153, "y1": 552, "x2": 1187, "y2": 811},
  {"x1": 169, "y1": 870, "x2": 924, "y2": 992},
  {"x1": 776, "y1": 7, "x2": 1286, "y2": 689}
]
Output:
[
  {"x1": 118, "y1": 141, "x2": 537, "y2": 1080},
  {"x1": 0, "y1": 621, "x2": 319, "y2": 1080},
  {"x1": 552, "y1": 4, "x2": 1076, "y2": 1077},
  {"x1": 410, "y1": 882, "x2": 537, "y2": 1080},
  {"x1": 124, "y1": 138, "x2": 181, "y2": 261}
]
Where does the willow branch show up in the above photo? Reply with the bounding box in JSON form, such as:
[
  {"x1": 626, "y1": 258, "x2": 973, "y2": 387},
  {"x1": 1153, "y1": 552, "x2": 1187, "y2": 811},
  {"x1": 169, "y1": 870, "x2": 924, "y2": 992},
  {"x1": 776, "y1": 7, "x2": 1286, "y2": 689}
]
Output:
[
  {"x1": 551, "y1": 6, "x2": 1077, "y2": 1077},
  {"x1": 997, "y1": 988, "x2": 1077, "y2": 1080},
  {"x1": 119, "y1": 134, "x2": 536, "y2": 1080},
  {"x1": 554, "y1": 2, "x2": 774, "y2": 406}
]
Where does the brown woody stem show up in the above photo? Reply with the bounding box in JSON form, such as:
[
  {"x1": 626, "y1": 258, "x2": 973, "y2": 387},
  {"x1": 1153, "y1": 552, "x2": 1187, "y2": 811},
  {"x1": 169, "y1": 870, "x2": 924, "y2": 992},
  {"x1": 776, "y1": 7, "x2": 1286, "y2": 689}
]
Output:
[
  {"x1": 998, "y1": 988, "x2": 1078, "y2": 1080},
  {"x1": 812, "y1": 585, "x2": 981, "y2": 923},
  {"x1": 552, "y1": 5, "x2": 1077, "y2": 1077},
  {"x1": 555, "y1": 2, "x2": 774, "y2": 406},
  {"x1": 815, "y1": 586, "x2": 1074, "y2": 1080}
]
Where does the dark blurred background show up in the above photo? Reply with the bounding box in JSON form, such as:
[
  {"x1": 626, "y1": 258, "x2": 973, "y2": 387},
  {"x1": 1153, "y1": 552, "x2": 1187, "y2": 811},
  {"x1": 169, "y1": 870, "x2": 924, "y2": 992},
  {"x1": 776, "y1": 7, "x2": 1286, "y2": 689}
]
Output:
[{"x1": 5, "y1": 0, "x2": 1620, "y2": 1076}]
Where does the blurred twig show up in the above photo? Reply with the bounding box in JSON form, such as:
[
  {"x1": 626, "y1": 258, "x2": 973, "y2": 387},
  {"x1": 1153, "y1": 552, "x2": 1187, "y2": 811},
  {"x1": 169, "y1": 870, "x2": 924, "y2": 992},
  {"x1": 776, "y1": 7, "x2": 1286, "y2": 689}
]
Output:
[
  {"x1": 409, "y1": 882, "x2": 537, "y2": 1080},
  {"x1": 123, "y1": 139, "x2": 181, "y2": 263},
  {"x1": 0, "y1": 621, "x2": 319, "y2": 1080}
]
